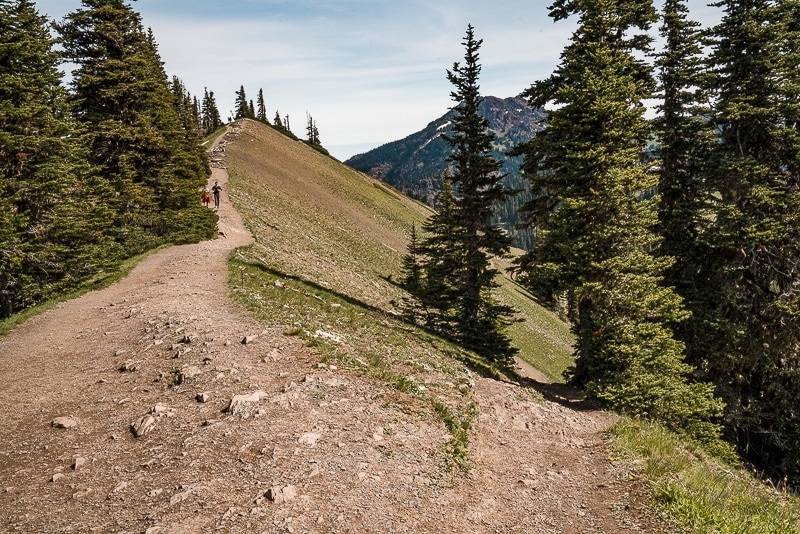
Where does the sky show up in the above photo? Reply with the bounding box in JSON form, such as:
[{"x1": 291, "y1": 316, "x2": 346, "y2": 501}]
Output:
[{"x1": 34, "y1": 1, "x2": 722, "y2": 161}]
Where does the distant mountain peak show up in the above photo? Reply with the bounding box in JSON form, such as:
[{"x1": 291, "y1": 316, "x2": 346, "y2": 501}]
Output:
[{"x1": 345, "y1": 96, "x2": 544, "y2": 249}]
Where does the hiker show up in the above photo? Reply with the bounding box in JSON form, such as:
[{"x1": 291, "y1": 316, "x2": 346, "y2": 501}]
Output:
[
  {"x1": 201, "y1": 188, "x2": 211, "y2": 207},
  {"x1": 211, "y1": 180, "x2": 222, "y2": 209}
]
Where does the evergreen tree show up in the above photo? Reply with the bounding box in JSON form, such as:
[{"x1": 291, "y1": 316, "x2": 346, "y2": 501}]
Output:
[
  {"x1": 408, "y1": 179, "x2": 463, "y2": 334},
  {"x1": 273, "y1": 110, "x2": 283, "y2": 128},
  {"x1": 0, "y1": 0, "x2": 115, "y2": 317},
  {"x1": 306, "y1": 112, "x2": 320, "y2": 145},
  {"x1": 515, "y1": 0, "x2": 721, "y2": 437},
  {"x1": 201, "y1": 87, "x2": 222, "y2": 134},
  {"x1": 234, "y1": 85, "x2": 248, "y2": 119},
  {"x1": 171, "y1": 76, "x2": 200, "y2": 135},
  {"x1": 256, "y1": 88, "x2": 268, "y2": 123},
  {"x1": 654, "y1": 0, "x2": 716, "y2": 339},
  {"x1": 58, "y1": 0, "x2": 216, "y2": 253},
  {"x1": 700, "y1": 0, "x2": 800, "y2": 483},
  {"x1": 248, "y1": 99, "x2": 255, "y2": 119},
  {"x1": 406, "y1": 25, "x2": 518, "y2": 368}
]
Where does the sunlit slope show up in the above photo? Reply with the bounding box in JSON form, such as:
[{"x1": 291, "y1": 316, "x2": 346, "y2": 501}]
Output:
[{"x1": 225, "y1": 119, "x2": 573, "y2": 381}]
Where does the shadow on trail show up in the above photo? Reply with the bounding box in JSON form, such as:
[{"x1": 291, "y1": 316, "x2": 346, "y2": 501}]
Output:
[{"x1": 513, "y1": 374, "x2": 599, "y2": 412}]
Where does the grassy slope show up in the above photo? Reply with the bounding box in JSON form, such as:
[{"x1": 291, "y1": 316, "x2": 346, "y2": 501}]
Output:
[
  {"x1": 225, "y1": 119, "x2": 574, "y2": 383},
  {"x1": 225, "y1": 119, "x2": 800, "y2": 530}
]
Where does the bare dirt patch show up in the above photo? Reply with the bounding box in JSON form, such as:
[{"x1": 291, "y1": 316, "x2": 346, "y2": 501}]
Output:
[{"x1": 0, "y1": 126, "x2": 666, "y2": 533}]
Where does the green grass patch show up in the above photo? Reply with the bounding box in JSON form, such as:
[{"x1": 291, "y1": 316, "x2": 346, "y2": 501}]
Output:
[
  {"x1": 497, "y1": 269, "x2": 574, "y2": 382},
  {"x1": 609, "y1": 418, "x2": 800, "y2": 533}
]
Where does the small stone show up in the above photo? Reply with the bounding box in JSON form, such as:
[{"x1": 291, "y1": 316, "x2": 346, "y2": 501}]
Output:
[
  {"x1": 265, "y1": 485, "x2": 298, "y2": 504},
  {"x1": 151, "y1": 403, "x2": 169, "y2": 415},
  {"x1": 72, "y1": 488, "x2": 93, "y2": 499},
  {"x1": 225, "y1": 391, "x2": 265, "y2": 417},
  {"x1": 72, "y1": 457, "x2": 87, "y2": 470},
  {"x1": 131, "y1": 415, "x2": 156, "y2": 438},
  {"x1": 298, "y1": 432, "x2": 321, "y2": 446},
  {"x1": 51, "y1": 416, "x2": 78, "y2": 429},
  {"x1": 242, "y1": 335, "x2": 258, "y2": 345},
  {"x1": 119, "y1": 360, "x2": 139, "y2": 372},
  {"x1": 169, "y1": 487, "x2": 193, "y2": 506},
  {"x1": 181, "y1": 365, "x2": 202, "y2": 380},
  {"x1": 51, "y1": 473, "x2": 66, "y2": 482},
  {"x1": 196, "y1": 392, "x2": 211, "y2": 403}
]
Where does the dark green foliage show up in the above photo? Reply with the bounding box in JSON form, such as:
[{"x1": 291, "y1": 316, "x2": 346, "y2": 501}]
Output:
[
  {"x1": 696, "y1": 0, "x2": 800, "y2": 484},
  {"x1": 653, "y1": 0, "x2": 717, "y2": 348},
  {"x1": 201, "y1": 87, "x2": 223, "y2": 134},
  {"x1": 234, "y1": 85, "x2": 251, "y2": 120},
  {"x1": 0, "y1": 0, "x2": 116, "y2": 317},
  {"x1": 256, "y1": 88, "x2": 268, "y2": 123},
  {"x1": 305, "y1": 112, "x2": 320, "y2": 145},
  {"x1": 404, "y1": 26, "x2": 518, "y2": 369},
  {"x1": 515, "y1": 0, "x2": 721, "y2": 439},
  {"x1": 58, "y1": 0, "x2": 216, "y2": 253}
]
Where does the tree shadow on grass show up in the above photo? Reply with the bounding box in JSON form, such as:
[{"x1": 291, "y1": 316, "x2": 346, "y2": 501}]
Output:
[{"x1": 239, "y1": 259, "x2": 388, "y2": 318}]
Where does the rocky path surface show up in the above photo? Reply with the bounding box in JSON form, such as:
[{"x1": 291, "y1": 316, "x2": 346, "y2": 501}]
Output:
[{"x1": 0, "y1": 129, "x2": 665, "y2": 533}]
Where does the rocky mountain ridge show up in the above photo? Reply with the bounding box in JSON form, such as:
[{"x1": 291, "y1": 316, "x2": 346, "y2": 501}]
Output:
[{"x1": 345, "y1": 96, "x2": 545, "y2": 249}]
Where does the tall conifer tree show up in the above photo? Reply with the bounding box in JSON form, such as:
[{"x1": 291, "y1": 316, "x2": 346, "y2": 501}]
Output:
[
  {"x1": 234, "y1": 85, "x2": 249, "y2": 119},
  {"x1": 256, "y1": 88, "x2": 268, "y2": 123},
  {"x1": 201, "y1": 87, "x2": 222, "y2": 134},
  {"x1": 515, "y1": 0, "x2": 720, "y2": 437},
  {"x1": 653, "y1": 0, "x2": 717, "y2": 357},
  {"x1": 406, "y1": 25, "x2": 518, "y2": 368},
  {"x1": 700, "y1": 0, "x2": 800, "y2": 483}
]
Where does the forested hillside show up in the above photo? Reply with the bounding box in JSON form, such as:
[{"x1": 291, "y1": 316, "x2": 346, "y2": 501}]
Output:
[{"x1": 0, "y1": 0, "x2": 217, "y2": 318}]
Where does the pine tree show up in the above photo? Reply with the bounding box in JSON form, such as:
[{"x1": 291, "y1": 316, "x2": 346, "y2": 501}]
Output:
[
  {"x1": 256, "y1": 88, "x2": 268, "y2": 123},
  {"x1": 273, "y1": 110, "x2": 283, "y2": 128},
  {"x1": 515, "y1": 0, "x2": 721, "y2": 438},
  {"x1": 201, "y1": 88, "x2": 222, "y2": 134},
  {"x1": 234, "y1": 85, "x2": 248, "y2": 120},
  {"x1": 700, "y1": 0, "x2": 800, "y2": 484},
  {"x1": 58, "y1": 0, "x2": 216, "y2": 253},
  {"x1": 306, "y1": 112, "x2": 320, "y2": 145},
  {"x1": 406, "y1": 25, "x2": 518, "y2": 368},
  {"x1": 654, "y1": 0, "x2": 717, "y2": 343},
  {"x1": 409, "y1": 179, "x2": 463, "y2": 335},
  {"x1": 0, "y1": 0, "x2": 115, "y2": 317}
]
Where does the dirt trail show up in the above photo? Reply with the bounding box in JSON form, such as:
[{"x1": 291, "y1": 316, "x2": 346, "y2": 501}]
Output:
[{"x1": 0, "y1": 128, "x2": 664, "y2": 533}]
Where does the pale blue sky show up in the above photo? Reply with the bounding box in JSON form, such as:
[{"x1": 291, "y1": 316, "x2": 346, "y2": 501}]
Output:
[{"x1": 33, "y1": 1, "x2": 720, "y2": 160}]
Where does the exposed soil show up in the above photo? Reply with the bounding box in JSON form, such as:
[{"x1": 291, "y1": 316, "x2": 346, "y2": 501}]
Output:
[{"x1": 0, "y1": 129, "x2": 668, "y2": 533}]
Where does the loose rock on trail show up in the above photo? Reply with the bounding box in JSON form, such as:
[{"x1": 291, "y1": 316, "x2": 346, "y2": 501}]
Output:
[{"x1": 0, "y1": 126, "x2": 665, "y2": 533}]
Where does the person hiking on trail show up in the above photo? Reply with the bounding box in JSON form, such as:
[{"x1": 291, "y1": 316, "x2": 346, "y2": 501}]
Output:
[
  {"x1": 211, "y1": 181, "x2": 222, "y2": 209},
  {"x1": 201, "y1": 188, "x2": 211, "y2": 207}
]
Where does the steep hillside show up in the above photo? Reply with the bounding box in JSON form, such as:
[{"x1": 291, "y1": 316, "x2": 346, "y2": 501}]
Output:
[
  {"x1": 0, "y1": 120, "x2": 669, "y2": 533},
  {"x1": 225, "y1": 119, "x2": 573, "y2": 382},
  {"x1": 345, "y1": 96, "x2": 545, "y2": 249}
]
